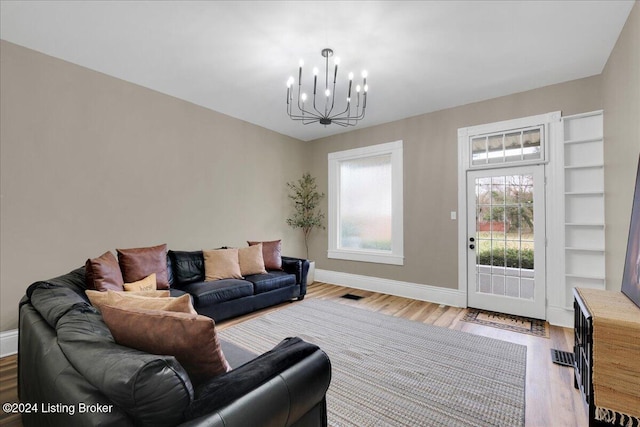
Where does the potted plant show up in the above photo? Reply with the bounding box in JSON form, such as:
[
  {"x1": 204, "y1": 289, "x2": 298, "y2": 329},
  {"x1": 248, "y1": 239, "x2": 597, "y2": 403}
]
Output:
[{"x1": 286, "y1": 173, "x2": 325, "y2": 284}]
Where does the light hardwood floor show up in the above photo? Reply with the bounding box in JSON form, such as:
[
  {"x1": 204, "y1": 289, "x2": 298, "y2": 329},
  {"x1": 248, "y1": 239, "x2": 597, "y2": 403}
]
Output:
[{"x1": 0, "y1": 281, "x2": 588, "y2": 427}]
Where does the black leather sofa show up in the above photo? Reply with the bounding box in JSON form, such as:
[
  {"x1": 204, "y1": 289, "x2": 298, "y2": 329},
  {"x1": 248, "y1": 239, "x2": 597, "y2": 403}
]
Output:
[
  {"x1": 167, "y1": 250, "x2": 310, "y2": 322},
  {"x1": 18, "y1": 268, "x2": 331, "y2": 427}
]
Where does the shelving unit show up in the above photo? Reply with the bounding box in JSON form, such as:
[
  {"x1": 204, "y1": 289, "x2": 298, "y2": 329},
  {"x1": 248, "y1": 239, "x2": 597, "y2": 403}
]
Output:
[{"x1": 562, "y1": 111, "x2": 606, "y2": 307}]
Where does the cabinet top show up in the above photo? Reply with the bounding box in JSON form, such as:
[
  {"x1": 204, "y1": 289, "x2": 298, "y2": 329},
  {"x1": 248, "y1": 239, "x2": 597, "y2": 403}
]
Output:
[{"x1": 575, "y1": 287, "x2": 640, "y2": 325}]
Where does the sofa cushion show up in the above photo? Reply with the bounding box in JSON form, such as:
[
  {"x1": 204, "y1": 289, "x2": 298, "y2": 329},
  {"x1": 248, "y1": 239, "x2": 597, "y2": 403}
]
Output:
[
  {"x1": 86, "y1": 289, "x2": 170, "y2": 310},
  {"x1": 168, "y1": 250, "x2": 204, "y2": 286},
  {"x1": 117, "y1": 244, "x2": 170, "y2": 289},
  {"x1": 180, "y1": 279, "x2": 253, "y2": 307},
  {"x1": 29, "y1": 282, "x2": 193, "y2": 427},
  {"x1": 123, "y1": 273, "x2": 157, "y2": 292},
  {"x1": 106, "y1": 290, "x2": 197, "y2": 315},
  {"x1": 85, "y1": 251, "x2": 125, "y2": 291},
  {"x1": 244, "y1": 271, "x2": 296, "y2": 294},
  {"x1": 238, "y1": 244, "x2": 267, "y2": 276},
  {"x1": 203, "y1": 249, "x2": 243, "y2": 281},
  {"x1": 101, "y1": 305, "x2": 231, "y2": 387},
  {"x1": 248, "y1": 240, "x2": 282, "y2": 270}
]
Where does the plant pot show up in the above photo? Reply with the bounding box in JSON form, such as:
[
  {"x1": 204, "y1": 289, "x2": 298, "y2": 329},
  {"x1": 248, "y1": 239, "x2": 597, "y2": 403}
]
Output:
[{"x1": 307, "y1": 261, "x2": 316, "y2": 284}]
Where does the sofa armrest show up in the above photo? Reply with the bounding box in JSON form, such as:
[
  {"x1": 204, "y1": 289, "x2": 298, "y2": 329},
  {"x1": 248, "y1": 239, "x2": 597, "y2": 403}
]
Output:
[
  {"x1": 181, "y1": 337, "x2": 331, "y2": 427},
  {"x1": 281, "y1": 256, "x2": 310, "y2": 296}
]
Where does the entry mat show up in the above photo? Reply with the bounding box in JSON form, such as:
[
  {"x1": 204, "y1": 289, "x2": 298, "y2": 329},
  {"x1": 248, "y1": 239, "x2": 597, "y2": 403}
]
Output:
[{"x1": 462, "y1": 308, "x2": 549, "y2": 338}]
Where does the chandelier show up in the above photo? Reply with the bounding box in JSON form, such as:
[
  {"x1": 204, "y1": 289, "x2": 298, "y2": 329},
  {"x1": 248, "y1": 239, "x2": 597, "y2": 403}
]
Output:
[{"x1": 286, "y1": 48, "x2": 368, "y2": 127}]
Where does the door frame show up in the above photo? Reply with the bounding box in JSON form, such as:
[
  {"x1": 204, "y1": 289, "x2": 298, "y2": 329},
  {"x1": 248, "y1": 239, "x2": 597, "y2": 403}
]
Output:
[
  {"x1": 466, "y1": 165, "x2": 546, "y2": 319},
  {"x1": 457, "y1": 111, "x2": 563, "y2": 321}
]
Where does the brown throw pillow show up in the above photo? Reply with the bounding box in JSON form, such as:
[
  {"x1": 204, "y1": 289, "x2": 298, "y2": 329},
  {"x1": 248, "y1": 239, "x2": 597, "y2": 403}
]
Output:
[
  {"x1": 101, "y1": 305, "x2": 231, "y2": 386},
  {"x1": 123, "y1": 273, "x2": 157, "y2": 292},
  {"x1": 203, "y1": 249, "x2": 243, "y2": 281},
  {"x1": 248, "y1": 240, "x2": 282, "y2": 270},
  {"x1": 117, "y1": 244, "x2": 169, "y2": 289},
  {"x1": 86, "y1": 289, "x2": 170, "y2": 310},
  {"x1": 238, "y1": 244, "x2": 268, "y2": 276},
  {"x1": 106, "y1": 291, "x2": 197, "y2": 315},
  {"x1": 85, "y1": 251, "x2": 125, "y2": 291}
]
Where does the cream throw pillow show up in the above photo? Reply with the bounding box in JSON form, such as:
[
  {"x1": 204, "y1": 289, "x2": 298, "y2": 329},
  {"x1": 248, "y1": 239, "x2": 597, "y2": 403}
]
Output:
[
  {"x1": 203, "y1": 249, "x2": 243, "y2": 281},
  {"x1": 86, "y1": 289, "x2": 169, "y2": 310},
  {"x1": 238, "y1": 243, "x2": 267, "y2": 276},
  {"x1": 123, "y1": 273, "x2": 157, "y2": 291},
  {"x1": 106, "y1": 290, "x2": 197, "y2": 315}
]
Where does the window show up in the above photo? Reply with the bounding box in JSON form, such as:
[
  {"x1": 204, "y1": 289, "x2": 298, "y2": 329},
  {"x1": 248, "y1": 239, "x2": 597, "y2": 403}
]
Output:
[
  {"x1": 328, "y1": 141, "x2": 403, "y2": 265},
  {"x1": 471, "y1": 126, "x2": 544, "y2": 167}
]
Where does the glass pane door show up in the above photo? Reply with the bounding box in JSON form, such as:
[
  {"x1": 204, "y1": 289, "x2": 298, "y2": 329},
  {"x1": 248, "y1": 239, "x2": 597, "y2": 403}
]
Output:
[{"x1": 467, "y1": 165, "x2": 546, "y2": 319}]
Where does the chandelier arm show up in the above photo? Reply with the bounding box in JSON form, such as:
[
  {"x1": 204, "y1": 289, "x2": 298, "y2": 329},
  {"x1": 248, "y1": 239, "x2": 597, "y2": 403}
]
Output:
[
  {"x1": 296, "y1": 82, "x2": 305, "y2": 112},
  {"x1": 328, "y1": 100, "x2": 353, "y2": 120},
  {"x1": 288, "y1": 103, "x2": 323, "y2": 120},
  {"x1": 288, "y1": 110, "x2": 322, "y2": 120},
  {"x1": 326, "y1": 79, "x2": 337, "y2": 117}
]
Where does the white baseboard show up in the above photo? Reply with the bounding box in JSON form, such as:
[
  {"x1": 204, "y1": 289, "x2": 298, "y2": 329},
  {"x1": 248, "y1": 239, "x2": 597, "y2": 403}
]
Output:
[
  {"x1": 316, "y1": 269, "x2": 574, "y2": 328},
  {"x1": 547, "y1": 305, "x2": 574, "y2": 328},
  {"x1": 0, "y1": 329, "x2": 18, "y2": 357},
  {"x1": 315, "y1": 269, "x2": 467, "y2": 308}
]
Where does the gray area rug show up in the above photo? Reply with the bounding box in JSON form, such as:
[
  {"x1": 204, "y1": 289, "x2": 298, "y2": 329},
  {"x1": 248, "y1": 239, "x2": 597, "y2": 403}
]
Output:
[{"x1": 219, "y1": 299, "x2": 526, "y2": 427}]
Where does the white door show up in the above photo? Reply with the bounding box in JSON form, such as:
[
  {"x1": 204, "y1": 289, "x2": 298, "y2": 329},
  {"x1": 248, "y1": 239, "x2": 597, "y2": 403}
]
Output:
[{"x1": 467, "y1": 165, "x2": 546, "y2": 319}]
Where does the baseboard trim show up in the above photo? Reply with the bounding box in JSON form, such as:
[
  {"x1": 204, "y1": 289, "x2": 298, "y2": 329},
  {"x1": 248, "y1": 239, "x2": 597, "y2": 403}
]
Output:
[
  {"x1": 0, "y1": 329, "x2": 18, "y2": 357},
  {"x1": 315, "y1": 269, "x2": 466, "y2": 308},
  {"x1": 547, "y1": 305, "x2": 574, "y2": 328}
]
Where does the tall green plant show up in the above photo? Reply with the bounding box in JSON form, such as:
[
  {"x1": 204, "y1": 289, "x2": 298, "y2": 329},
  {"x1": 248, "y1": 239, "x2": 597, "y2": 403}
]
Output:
[{"x1": 286, "y1": 173, "x2": 325, "y2": 258}]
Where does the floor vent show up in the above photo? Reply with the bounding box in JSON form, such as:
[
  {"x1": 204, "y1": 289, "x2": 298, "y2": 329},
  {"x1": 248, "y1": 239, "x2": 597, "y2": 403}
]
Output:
[
  {"x1": 341, "y1": 293, "x2": 364, "y2": 301},
  {"x1": 551, "y1": 349, "x2": 575, "y2": 367}
]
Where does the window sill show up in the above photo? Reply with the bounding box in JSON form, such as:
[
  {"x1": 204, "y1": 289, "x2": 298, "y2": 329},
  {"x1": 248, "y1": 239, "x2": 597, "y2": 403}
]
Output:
[{"x1": 327, "y1": 250, "x2": 404, "y2": 265}]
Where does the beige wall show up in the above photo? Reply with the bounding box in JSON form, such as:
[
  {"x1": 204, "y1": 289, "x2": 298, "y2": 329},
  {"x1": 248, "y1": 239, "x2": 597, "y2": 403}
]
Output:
[
  {"x1": 602, "y1": 3, "x2": 640, "y2": 292},
  {"x1": 0, "y1": 41, "x2": 307, "y2": 331},
  {"x1": 1, "y1": 5, "x2": 637, "y2": 333},
  {"x1": 307, "y1": 76, "x2": 603, "y2": 289}
]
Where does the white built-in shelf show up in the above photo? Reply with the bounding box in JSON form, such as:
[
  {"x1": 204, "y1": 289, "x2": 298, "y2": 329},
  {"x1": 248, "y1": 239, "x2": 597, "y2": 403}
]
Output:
[
  {"x1": 565, "y1": 273, "x2": 606, "y2": 281},
  {"x1": 564, "y1": 163, "x2": 604, "y2": 170},
  {"x1": 565, "y1": 191, "x2": 605, "y2": 196},
  {"x1": 564, "y1": 136, "x2": 604, "y2": 145},
  {"x1": 562, "y1": 111, "x2": 606, "y2": 306},
  {"x1": 565, "y1": 247, "x2": 605, "y2": 253}
]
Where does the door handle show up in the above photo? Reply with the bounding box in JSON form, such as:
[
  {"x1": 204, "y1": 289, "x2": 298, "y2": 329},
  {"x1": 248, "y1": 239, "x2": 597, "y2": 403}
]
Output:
[
  {"x1": 469, "y1": 237, "x2": 475, "y2": 242},
  {"x1": 469, "y1": 244, "x2": 475, "y2": 250}
]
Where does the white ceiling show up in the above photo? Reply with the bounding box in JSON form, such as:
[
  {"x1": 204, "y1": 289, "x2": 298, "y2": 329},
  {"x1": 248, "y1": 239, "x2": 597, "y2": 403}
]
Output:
[{"x1": 0, "y1": 1, "x2": 635, "y2": 141}]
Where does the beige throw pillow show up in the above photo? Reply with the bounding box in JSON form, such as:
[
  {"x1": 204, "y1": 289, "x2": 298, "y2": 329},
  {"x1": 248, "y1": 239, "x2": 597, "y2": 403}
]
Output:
[
  {"x1": 238, "y1": 243, "x2": 267, "y2": 276},
  {"x1": 106, "y1": 290, "x2": 197, "y2": 315},
  {"x1": 101, "y1": 305, "x2": 231, "y2": 386},
  {"x1": 123, "y1": 273, "x2": 157, "y2": 292},
  {"x1": 248, "y1": 240, "x2": 282, "y2": 270},
  {"x1": 86, "y1": 289, "x2": 170, "y2": 310},
  {"x1": 203, "y1": 249, "x2": 243, "y2": 281}
]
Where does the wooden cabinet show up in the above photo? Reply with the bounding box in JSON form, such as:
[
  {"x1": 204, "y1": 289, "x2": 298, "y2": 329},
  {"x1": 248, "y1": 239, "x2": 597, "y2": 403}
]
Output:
[{"x1": 573, "y1": 288, "x2": 640, "y2": 427}]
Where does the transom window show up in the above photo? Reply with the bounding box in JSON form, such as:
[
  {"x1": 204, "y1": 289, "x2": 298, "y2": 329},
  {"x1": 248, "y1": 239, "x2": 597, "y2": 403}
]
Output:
[
  {"x1": 328, "y1": 141, "x2": 404, "y2": 265},
  {"x1": 471, "y1": 126, "x2": 543, "y2": 167}
]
